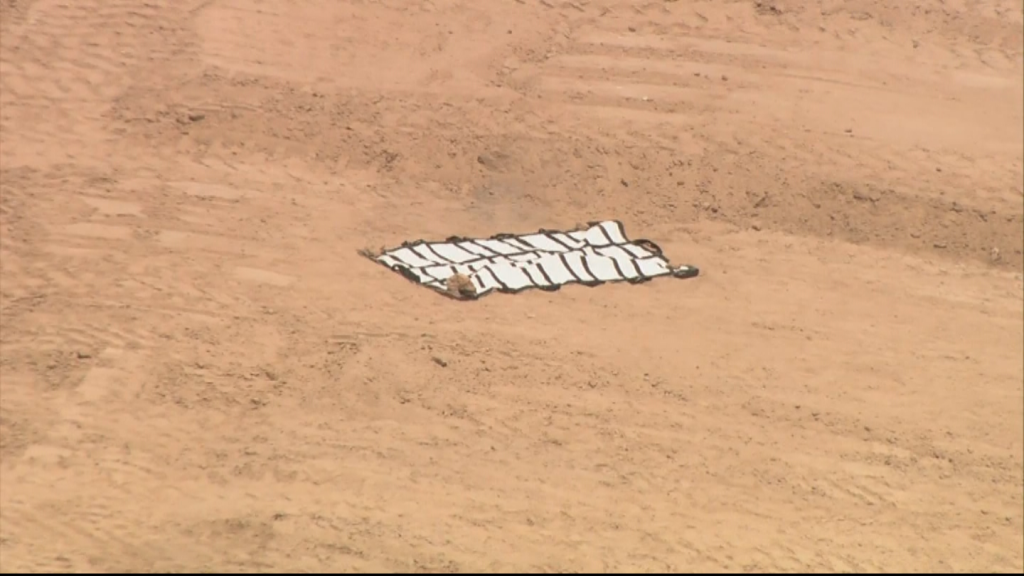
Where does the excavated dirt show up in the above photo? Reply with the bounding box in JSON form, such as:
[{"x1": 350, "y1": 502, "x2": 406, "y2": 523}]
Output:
[{"x1": 1, "y1": 0, "x2": 1022, "y2": 572}]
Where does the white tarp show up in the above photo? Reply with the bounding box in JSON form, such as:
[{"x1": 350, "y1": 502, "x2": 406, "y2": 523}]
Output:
[{"x1": 369, "y1": 220, "x2": 699, "y2": 299}]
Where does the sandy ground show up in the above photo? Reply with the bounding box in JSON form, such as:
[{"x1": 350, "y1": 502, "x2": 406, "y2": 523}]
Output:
[{"x1": 1, "y1": 0, "x2": 1022, "y2": 572}]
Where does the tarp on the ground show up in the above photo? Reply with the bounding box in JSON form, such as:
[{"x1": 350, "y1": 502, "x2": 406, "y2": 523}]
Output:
[{"x1": 366, "y1": 220, "x2": 699, "y2": 300}]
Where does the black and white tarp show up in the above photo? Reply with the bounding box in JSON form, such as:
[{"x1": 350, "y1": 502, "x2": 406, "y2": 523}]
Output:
[{"x1": 366, "y1": 220, "x2": 699, "y2": 299}]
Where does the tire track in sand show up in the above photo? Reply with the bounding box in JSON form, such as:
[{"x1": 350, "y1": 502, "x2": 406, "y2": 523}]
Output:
[{"x1": 0, "y1": 0, "x2": 190, "y2": 166}]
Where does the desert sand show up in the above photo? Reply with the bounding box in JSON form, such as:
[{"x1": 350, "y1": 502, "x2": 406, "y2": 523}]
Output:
[{"x1": 1, "y1": 0, "x2": 1022, "y2": 572}]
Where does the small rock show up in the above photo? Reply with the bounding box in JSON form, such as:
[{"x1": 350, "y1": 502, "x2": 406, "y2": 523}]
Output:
[
  {"x1": 75, "y1": 351, "x2": 91, "y2": 360},
  {"x1": 431, "y1": 356, "x2": 448, "y2": 368},
  {"x1": 751, "y1": 223, "x2": 762, "y2": 231},
  {"x1": 627, "y1": 26, "x2": 636, "y2": 32},
  {"x1": 187, "y1": 112, "x2": 206, "y2": 122},
  {"x1": 990, "y1": 247, "x2": 1001, "y2": 263},
  {"x1": 933, "y1": 242, "x2": 947, "y2": 249}
]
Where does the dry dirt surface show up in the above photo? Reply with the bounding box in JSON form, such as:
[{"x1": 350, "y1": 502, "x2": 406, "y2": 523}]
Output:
[{"x1": 1, "y1": 0, "x2": 1023, "y2": 572}]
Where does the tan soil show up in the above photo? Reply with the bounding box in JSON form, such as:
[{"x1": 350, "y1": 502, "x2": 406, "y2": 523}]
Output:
[{"x1": 1, "y1": 0, "x2": 1022, "y2": 572}]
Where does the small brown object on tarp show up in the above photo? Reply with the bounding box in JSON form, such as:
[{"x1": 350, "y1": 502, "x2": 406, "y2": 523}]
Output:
[{"x1": 446, "y1": 273, "x2": 477, "y2": 299}]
